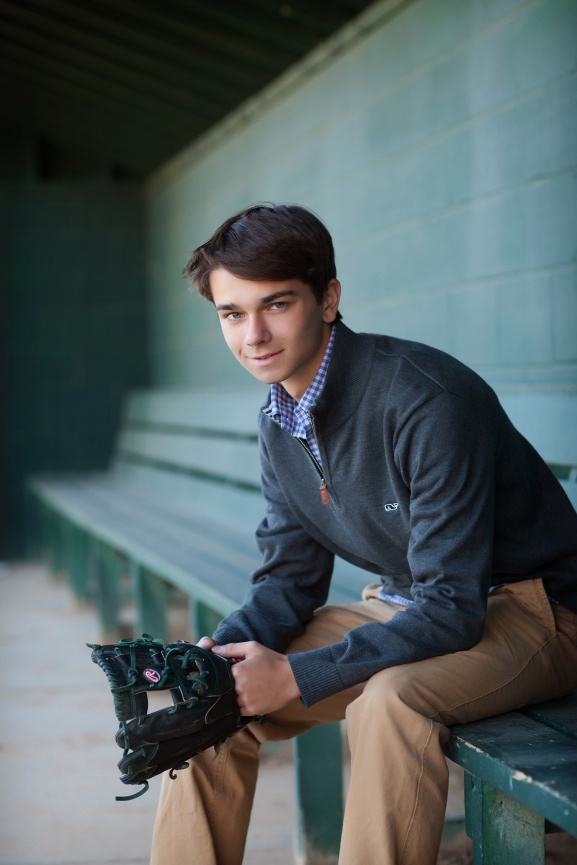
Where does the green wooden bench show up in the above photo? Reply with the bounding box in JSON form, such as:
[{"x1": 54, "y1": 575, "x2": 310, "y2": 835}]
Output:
[
  {"x1": 28, "y1": 387, "x2": 577, "y2": 864},
  {"x1": 28, "y1": 387, "x2": 370, "y2": 864},
  {"x1": 443, "y1": 688, "x2": 577, "y2": 864}
]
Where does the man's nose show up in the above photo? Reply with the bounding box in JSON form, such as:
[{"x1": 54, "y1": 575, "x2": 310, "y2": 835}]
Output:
[{"x1": 245, "y1": 315, "x2": 270, "y2": 346}]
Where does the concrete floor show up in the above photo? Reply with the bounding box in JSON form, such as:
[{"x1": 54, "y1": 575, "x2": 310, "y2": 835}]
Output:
[
  {"x1": 1, "y1": 563, "x2": 575, "y2": 865},
  {"x1": 0, "y1": 563, "x2": 302, "y2": 865}
]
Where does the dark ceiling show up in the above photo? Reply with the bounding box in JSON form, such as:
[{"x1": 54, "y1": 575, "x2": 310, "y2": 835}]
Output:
[{"x1": 0, "y1": 0, "x2": 375, "y2": 178}]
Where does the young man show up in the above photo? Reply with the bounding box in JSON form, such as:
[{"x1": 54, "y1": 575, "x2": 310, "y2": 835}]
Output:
[{"x1": 151, "y1": 204, "x2": 577, "y2": 865}]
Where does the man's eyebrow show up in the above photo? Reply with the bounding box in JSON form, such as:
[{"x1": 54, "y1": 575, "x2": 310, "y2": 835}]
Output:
[
  {"x1": 215, "y1": 290, "x2": 298, "y2": 312},
  {"x1": 215, "y1": 302, "x2": 240, "y2": 311},
  {"x1": 260, "y1": 289, "x2": 298, "y2": 304}
]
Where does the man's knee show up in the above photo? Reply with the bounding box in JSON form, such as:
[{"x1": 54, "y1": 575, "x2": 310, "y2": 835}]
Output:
[{"x1": 348, "y1": 664, "x2": 440, "y2": 724}]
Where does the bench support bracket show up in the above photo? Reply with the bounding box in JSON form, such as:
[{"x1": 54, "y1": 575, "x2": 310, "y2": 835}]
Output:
[
  {"x1": 465, "y1": 772, "x2": 545, "y2": 865},
  {"x1": 131, "y1": 562, "x2": 171, "y2": 641}
]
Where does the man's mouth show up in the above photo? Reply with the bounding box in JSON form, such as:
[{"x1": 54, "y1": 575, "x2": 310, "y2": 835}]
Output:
[{"x1": 249, "y1": 350, "x2": 282, "y2": 362}]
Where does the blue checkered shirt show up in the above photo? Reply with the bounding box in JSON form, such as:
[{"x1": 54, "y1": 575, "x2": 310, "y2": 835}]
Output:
[{"x1": 262, "y1": 325, "x2": 336, "y2": 468}]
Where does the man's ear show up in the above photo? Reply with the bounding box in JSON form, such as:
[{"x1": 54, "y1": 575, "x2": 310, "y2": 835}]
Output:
[{"x1": 323, "y1": 279, "x2": 341, "y2": 323}]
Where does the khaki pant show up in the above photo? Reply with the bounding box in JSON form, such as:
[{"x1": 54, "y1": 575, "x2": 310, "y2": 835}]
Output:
[{"x1": 150, "y1": 578, "x2": 577, "y2": 865}]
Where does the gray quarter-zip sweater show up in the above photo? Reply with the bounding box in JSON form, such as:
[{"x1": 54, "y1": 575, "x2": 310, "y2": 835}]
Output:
[{"x1": 213, "y1": 323, "x2": 577, "y2": 707}]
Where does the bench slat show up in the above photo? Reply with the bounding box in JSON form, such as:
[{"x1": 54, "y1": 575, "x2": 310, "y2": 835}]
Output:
[
  {"x1": 31, "y1": 475, "x2": 366, "y2": 608},
  {"x1": 110, "y1": 463, "x2": 265, "y2": 532},
  {"x1": 123, "y1": 389, "x2": 265, "y2": 432},
  {"x1": 30, "y1": 481, "x2": 248, "y2": 612},
  {"x1": 445, "y1": 712, "x2": 577, "y2": 835},
  {"x1": 522, "y1": 690, "x2": 577, "y2": 741},
  {"x1": 115, "y1": 428, "x2": 262, "y2": 488}
]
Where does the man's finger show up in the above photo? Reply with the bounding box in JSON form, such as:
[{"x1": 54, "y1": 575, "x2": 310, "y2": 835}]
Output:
[{"x1": 212, "y1": 642, "x2": 251, "y2": 659}]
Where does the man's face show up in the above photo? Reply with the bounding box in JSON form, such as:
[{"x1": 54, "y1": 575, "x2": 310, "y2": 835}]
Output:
[{"x1": 210, "y1": 269, "x2": 340, "y2": 401}]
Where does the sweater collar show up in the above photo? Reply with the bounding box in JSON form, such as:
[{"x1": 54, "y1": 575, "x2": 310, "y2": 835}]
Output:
[{"x1": 310, "y1": 321, "x2": 376, "y2": 428}]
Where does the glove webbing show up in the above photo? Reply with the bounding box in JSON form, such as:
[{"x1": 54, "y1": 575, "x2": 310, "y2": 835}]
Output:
[{"x1": 87, "y1": 634, "x2": 169, "y2": 722}]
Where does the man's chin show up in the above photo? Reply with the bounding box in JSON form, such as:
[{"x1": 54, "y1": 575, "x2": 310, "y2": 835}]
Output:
[
  {"x1": 245, "y1": 368, "x2": 285, "y2": 386},
  {"x1": 241, "y1": 358, "x2": 285, "y2": 383}
]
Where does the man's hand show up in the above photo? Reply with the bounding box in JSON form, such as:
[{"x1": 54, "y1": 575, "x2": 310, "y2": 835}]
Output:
[{"x1": 211, "y1": 641, "x2": 301, "y2": 716}]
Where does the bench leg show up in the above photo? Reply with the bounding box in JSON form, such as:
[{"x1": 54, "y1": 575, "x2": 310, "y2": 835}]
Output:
[
  {"x1": 91, "y1": 541, "x2": 123, "y2": 640},
  {"x1": 191, "y1": 600, "x2": 223, "y2": 642},
  {"x1": 293, "y1": 723, "x2": 344, "y2": 865},
  {"x1": 24, "y1": 488, "x2": 41, "y2": 560},
  {"x1": 465, "y1": 772, "x2": 545, "y2": 865},
  {"x1": 131, "y1": 562, "x2": 171, "y2": 641},
  {"x1": 37, "y1": 502, "x2": 52, "y2": 570},
  {"x1": 64, "y1": 523, "x2": 90, "y2": 603},
  {"x1": 44, "y1": 506, "x2": 65, "y2": 578}
]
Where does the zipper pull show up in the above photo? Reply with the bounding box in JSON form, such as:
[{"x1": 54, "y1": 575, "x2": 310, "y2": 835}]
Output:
[{"x1": 320, "y1": 478, "x2": 330, "y2": 505}]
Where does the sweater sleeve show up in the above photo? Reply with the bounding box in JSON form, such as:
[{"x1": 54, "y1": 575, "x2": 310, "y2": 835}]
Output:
[
  {"x1": 289, "y1": 389, "x2": 500, "y2": 706},
  {"x1": 212, "y1": 433, "x2": 335, "y2": 652}
]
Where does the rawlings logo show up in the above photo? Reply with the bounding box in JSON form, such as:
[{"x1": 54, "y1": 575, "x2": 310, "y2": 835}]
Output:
[{"x1": 144, "y1": 668, "x2": 161, "y2": 683}]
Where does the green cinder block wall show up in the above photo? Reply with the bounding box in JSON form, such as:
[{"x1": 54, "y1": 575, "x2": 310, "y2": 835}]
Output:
[{"x1": 145, "y1": 0, "x2": 576, "y2": 459}]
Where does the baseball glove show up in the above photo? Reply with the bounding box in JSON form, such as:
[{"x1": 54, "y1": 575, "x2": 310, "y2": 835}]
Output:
[{"x1": 88, "y1": 634, "x2": 260, "y2": 800}]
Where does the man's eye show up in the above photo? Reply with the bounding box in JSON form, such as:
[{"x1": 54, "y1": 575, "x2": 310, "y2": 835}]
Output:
[
  {"x1": 270, "y1": 302, "x2": 286, "y2": 310},
  {"x1": 226, "y1": 312, "x2": 243, "y2": 320}
]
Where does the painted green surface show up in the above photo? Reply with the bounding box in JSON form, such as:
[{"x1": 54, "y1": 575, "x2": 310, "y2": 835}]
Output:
[
  {"x1": 294, "y1": 724, "x2": 344, "y2": 863},
  {"x1": 0, "y1": 181, "x2": 148, "y2": 558},
  {"x1": 145, "y1": 0, "x2": 577, "y2": 421}
]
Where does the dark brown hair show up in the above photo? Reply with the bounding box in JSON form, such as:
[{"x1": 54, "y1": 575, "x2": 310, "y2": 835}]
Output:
[{"x1": 183, "y1": 204, "x2": 338, "y2": 311}]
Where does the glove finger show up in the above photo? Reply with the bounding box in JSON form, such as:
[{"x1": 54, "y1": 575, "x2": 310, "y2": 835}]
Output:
[
  {"x1": 118, "y1": 739, "x2": 196, "y2": 785},
  {"x1": 117, "y1": 714, "x2": 255, "y2": 786},
  {"x1": 115, "y1": 691, "x2": 240, "y2": 750}
]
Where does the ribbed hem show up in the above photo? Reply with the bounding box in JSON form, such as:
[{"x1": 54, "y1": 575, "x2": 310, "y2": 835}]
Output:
[
  {"x1": 211, "y1": 624, "x2": 249, "y2": 646},
  {"x1": 288, "y1": 646, "x2": 345, "y2": 708}
]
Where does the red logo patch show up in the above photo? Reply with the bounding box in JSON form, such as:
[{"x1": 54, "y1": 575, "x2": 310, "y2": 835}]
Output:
[{"x1": 144, "y1": 668, "x2": 161, "y2": 683}]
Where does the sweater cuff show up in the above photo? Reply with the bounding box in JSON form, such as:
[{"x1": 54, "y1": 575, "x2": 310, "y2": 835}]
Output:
[
  {"x1": 287, "y1": 646, "x2": 346, "y2": 708},
  {"x1": 211, "y1": 624, "x2": 249, "y2": 646}
]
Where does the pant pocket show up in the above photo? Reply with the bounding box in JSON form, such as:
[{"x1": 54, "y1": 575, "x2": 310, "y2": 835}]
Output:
[
  {"x1": 492, "y1": 578, "x2": 556, "y2": 638},
  {"x1": 552, "y1": 602, "x2": 577, "y2": 639}
]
